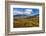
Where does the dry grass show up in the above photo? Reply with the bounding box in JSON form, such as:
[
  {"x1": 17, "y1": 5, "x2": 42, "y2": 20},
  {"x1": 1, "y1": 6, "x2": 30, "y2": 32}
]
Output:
[{"x1": 13, "y1": 16, "x2": 39, "y2": 28}]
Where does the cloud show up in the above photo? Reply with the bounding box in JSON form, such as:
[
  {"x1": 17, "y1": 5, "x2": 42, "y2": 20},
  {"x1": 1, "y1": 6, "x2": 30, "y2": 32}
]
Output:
[
  {"x1": 13, "y1": 9, "x2": 32, "y2": 15},
  {"x1": 24, "y1": 9, "x2": 32, "y2": 14},
  {"x1": 13, "y1": 11, "x2": 23, "y2": 15},
  {"x1": 25, "y1": 9, "x2": 32, "y2": 12}
]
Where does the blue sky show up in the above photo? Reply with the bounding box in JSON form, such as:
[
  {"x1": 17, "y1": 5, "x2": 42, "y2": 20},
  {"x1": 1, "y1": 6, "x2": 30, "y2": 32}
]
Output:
[{"x1": 13, "y1": 8, "x2": 39, "y2": 16}]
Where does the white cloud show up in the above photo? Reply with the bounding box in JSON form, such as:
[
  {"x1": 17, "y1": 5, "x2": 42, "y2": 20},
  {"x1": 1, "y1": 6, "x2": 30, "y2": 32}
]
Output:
[
  {"x1": 24, "y1": 9, "x2": 32, "y2": 14},
  {"x1": 24, "y1": 12, "x2": 31, "y2": 14},
  {"x1": 25, "y1": 9, "x2": 32, "y2": 12},
  {"x1": 13, "y1": 11, "x2": 23, "y2": 15},
  {"x1": 13, "y1": 9, "x2": 32, "y2": 15}
]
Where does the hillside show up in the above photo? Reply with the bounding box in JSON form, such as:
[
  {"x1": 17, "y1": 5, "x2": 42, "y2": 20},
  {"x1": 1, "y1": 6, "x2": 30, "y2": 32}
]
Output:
[
  {"x1": 13, "y1": 14, "x2": 39, "y2": 28},
  {"x1": 13, "y1": 14, "x2": 39, "y2": 19}
]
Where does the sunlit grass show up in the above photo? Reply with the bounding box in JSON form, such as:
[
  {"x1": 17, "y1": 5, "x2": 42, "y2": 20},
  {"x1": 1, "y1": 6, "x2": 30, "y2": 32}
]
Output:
[{"x1": 13, "y1": 16, "x2": 39, "y2": 28}]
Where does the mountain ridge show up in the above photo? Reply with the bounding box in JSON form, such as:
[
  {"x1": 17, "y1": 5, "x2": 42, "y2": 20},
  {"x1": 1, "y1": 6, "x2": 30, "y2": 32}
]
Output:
[{"x1": 14, "y1": 14, "x2": 39, "y2": 17}]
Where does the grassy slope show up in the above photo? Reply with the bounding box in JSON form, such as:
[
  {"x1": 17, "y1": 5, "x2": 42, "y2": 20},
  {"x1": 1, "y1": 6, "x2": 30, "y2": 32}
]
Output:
[{"x1": 13, "y1": 15, "x2": 39, "y2": 28}]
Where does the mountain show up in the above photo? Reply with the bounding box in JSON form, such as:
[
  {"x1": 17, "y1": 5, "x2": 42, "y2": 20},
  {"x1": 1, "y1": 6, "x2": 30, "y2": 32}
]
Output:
[
  {"x1": 13, "y1": 14, "x2": 39, "y2": 17},
  {"x1": 14, "y1": 14, "x2": 26, "y2": 17},
  {"x1": 13, "y1": 14, "x2": 39, "y2": 19},
  {"x1": 26, "y1": 14, "x2": 39, "y2": 19}
]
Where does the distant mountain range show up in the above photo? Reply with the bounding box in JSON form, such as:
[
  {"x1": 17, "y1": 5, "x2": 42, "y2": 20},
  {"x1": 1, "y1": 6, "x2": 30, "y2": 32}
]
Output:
[
  {"x1": 13, "y1": 14, "x2": 39, "y2": 19},
  {"x1": 13, "y1": 14, "x2": 39, "y2": 17}
]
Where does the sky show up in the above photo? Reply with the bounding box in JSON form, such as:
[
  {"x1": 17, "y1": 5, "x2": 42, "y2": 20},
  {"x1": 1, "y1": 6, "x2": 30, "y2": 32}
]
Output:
[{"x1": 13, "y1": 8, "x2": 39, "y2": 16}]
